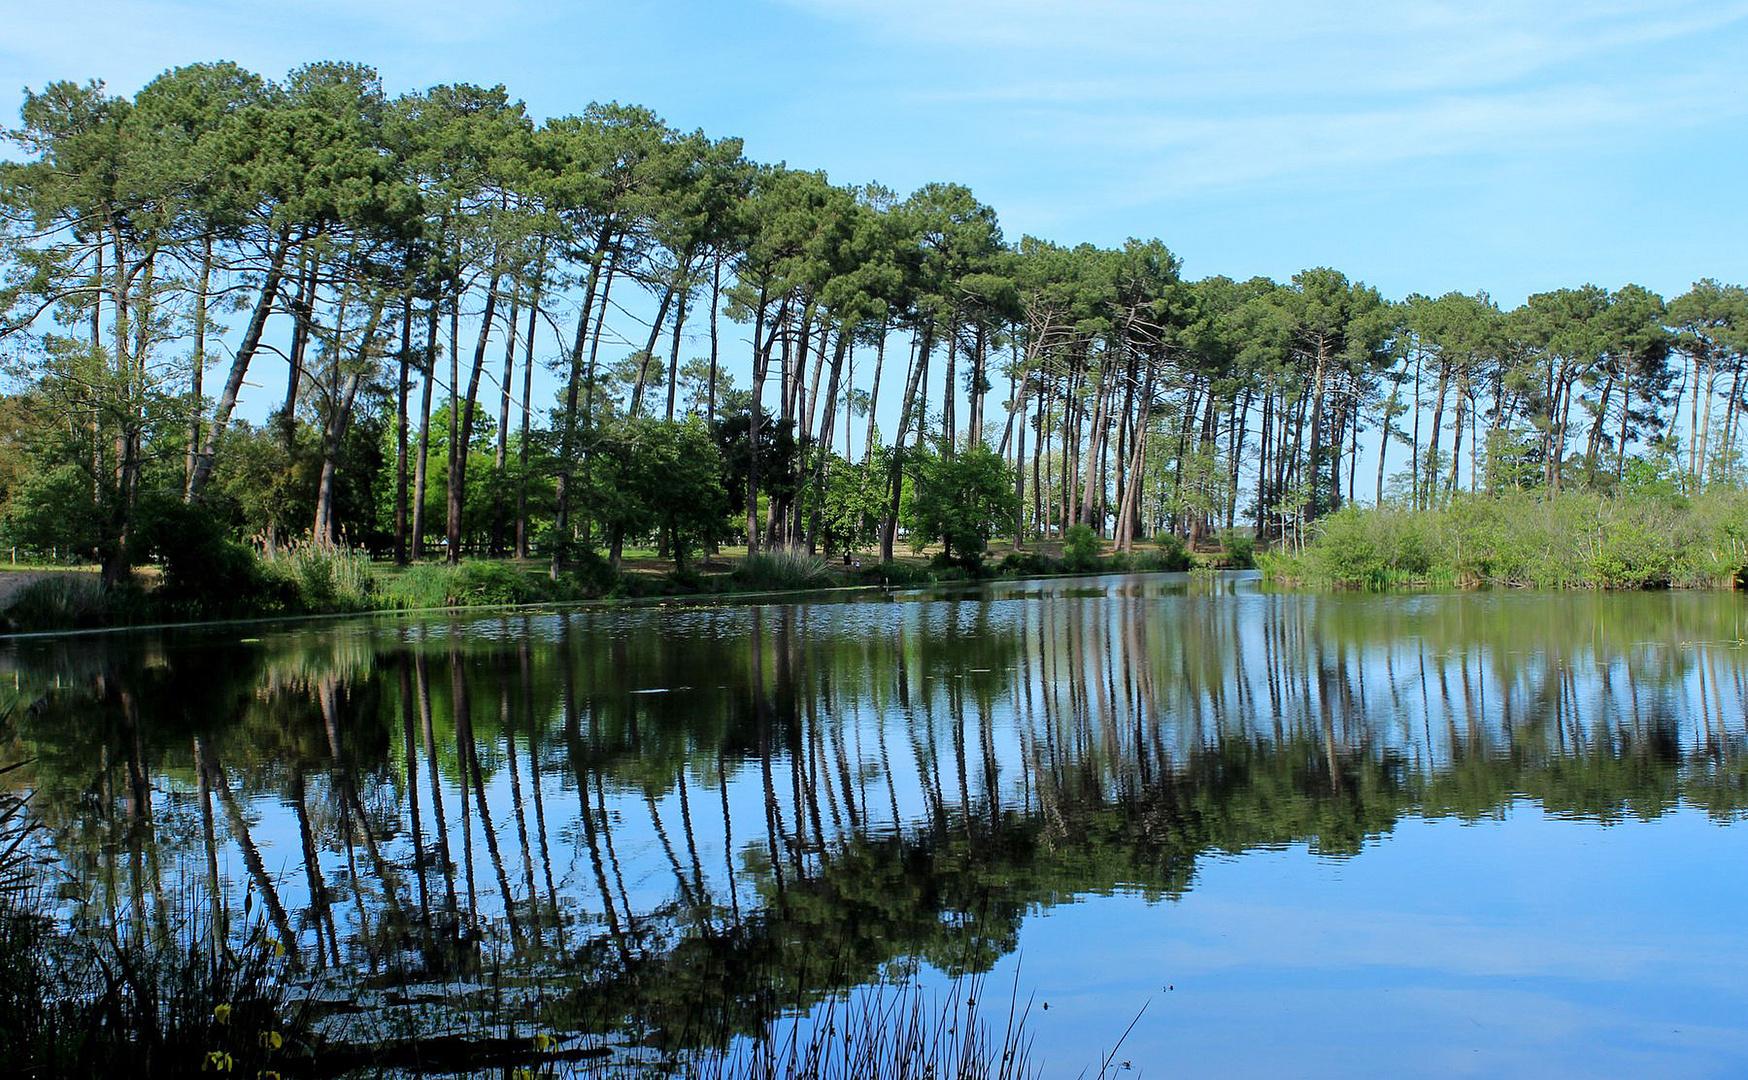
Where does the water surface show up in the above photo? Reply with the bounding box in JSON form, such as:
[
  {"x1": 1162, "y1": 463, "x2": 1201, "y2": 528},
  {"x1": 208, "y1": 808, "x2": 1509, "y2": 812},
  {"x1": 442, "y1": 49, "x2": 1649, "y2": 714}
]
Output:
[{"x1": 4, "y1": 574, "x2": 1746, "y2": 1075}]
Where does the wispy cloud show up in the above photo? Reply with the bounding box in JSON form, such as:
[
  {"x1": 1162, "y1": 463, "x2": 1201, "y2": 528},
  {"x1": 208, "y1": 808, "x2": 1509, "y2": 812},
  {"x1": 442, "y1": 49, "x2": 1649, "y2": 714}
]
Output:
[{"x1": 780, "y1": 0, "x2": 1748, "y2": 200}]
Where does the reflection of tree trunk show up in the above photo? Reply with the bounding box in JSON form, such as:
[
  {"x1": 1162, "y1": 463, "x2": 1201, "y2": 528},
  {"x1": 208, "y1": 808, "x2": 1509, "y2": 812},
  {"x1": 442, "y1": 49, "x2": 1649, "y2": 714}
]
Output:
[
  {"x1": 320, "y1": 677, "x2": 405, "y2": 931},
  {"x1": 676, "y1": 771, "x2": 709, "y2": 918},
  {"x1": 449, "y1": 654, "x2": 479, "y2": 933},
  {"x1": 292, "y1": 765, "x2": 338, "y2": 968},
  {"x1": 117, "y1": 687, "x2": 151, "y2": 826},
  {"x1": 645, "y1": 790, "x2": 698, "y2": 910},
  {"x1": 417, "y1": 650, "x2": 460, "y2": 919},
  {"x1": 521, "y1": 635, "x2": 564, "y2": 949},
  {"x1": 596, "y1": 772, "x2": 634, "y2": 938},
  {"x1": 200, "y1": 744, "x2": 297, "y2": 961},
  {"x1": 559, "y1": 619, "x2": 630, "y2": 961},
  {"x1": 716, "y1": 751, "x2": 741, "y2": 925},
  {"x1": 471, "y1": 683, "x2": 521, "y2": 947},
  {"x1": 194, "y1": 736, "x2": 227, "y2": 946},
  {"x1": 399, "y1": 661, "x2": 433, "y2": 948},
  {"x1": 504, "y1": 693, "x2": 538, "y2": 944},
  {"x1": 752, "y1": 608, "x2": 787, "y2": 895}
]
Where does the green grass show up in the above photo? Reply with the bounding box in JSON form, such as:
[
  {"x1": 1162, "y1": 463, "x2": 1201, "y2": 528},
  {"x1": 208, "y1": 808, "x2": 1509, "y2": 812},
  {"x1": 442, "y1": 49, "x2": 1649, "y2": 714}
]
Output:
[{"x1": 1264, "y1": 489, "x2": 1748, "y2": 590}]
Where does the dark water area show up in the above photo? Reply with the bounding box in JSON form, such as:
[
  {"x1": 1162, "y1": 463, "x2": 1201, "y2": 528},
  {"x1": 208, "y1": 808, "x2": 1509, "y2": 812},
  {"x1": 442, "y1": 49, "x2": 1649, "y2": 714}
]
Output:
[{"x1": 4, "y1": 573, "x2": 1747, "y2": 1076}]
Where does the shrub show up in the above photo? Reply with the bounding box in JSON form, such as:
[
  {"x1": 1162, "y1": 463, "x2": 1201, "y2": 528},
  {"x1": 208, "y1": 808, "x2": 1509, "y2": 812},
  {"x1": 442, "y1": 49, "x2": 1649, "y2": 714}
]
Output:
[
  {"x1": 1220, "y1": 531, "x2": 1257, "y2": 570},
  {"x1": 1062, "y1": 524, "x2": 1100, "y2": 570},
  {"x1": 384, "y1": 560, "x2": 558, "y2": 609},
  {"x1": 732, "y1": 546, "x2": 838, "y2": 591},
  {"x1": 860, "y1": 560, "x2": 935, "y2": 587},
  {"x1": 258, "y1": 538, "x2": 377, "y2": 613},
  {"x1": 3, "y1": 574, "x2": 113, "y2": 632},
  {"x1": 1153, "y1": 533, "x2": 1192, "y2": 571},
  {"x1": 997, "y1": 550, "x2": 1065, "y2": 577}
]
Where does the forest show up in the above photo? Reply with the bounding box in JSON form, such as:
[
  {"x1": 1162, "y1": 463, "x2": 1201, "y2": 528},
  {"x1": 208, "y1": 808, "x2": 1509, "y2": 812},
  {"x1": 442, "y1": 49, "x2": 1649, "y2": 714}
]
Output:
[{"x1": 2, "y1": 61, "x2": 1746, "y2": 616}]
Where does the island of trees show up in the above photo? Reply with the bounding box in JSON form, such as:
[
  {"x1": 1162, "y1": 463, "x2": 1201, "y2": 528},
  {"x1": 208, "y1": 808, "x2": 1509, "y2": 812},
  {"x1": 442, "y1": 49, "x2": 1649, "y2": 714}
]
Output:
[{"x1": 2, "y1": 61, "x2": 1745, "y2": 624}]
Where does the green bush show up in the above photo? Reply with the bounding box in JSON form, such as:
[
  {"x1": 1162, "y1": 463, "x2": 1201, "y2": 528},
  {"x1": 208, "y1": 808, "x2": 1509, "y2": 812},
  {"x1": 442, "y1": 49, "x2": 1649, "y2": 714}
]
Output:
[
  {"x1": 258, "y1": 538, "x2": 377, "y2": 613},
  {"x1": 1220, "y1": 532, "x2": 1256, "y2": 570},
  {"x1": 384, "y1": 560, "x2": 557, "y2": 609},
  {"x1": 1153, "y1": 533, "x2": 1192, "y2": 571},
  {"x1": 1266, "y1": 489, "x2": 1748, "y2": 590},
  {"x1": 731, "y1": 546, "x2": 839, "y2": 591},
  {"x1": 3, "y1": 574, "x2": 114, "y2": 632},
  {"x1": 1062, "y1": 524, "x2": 1100, "y2": 570},
  {"x1": 860, "y1": 560, "x2": 935, "y2": 587},
  {"x1": 997, "y1": 550, "x2": 1065, "y2": 577}
]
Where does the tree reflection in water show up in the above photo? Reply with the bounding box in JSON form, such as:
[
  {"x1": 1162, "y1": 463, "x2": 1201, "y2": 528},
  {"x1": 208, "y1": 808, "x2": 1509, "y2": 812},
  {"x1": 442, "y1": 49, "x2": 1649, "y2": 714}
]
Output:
[{"x1": 1, "y1": 578, "x2": 1744, "y2": 1060}]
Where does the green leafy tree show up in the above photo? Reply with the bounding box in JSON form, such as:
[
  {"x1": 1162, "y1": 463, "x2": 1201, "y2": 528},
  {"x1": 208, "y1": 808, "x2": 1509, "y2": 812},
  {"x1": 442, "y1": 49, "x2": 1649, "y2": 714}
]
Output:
[{"x1": 905, "y1": 444, "x2": 1016, "y2": 568}]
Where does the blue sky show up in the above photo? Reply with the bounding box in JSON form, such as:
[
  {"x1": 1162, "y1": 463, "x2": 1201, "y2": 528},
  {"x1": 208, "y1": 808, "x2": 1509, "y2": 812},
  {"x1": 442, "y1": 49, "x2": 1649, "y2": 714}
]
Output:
[
  {"x1": 7, "y1": 0, "x2": 1746, "y2": 306},
  {"x1": 6, "y1": 1, "x2": 1748, "y2": 459}
]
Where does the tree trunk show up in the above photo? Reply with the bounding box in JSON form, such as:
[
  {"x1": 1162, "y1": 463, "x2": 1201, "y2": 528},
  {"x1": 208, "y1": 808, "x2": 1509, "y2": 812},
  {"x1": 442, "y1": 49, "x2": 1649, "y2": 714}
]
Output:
[
  {"x1": 412, "y1": 306, "x2": 438, "y2": 559},
  {"x1": 449, "y1": 275, "x2": 503, "y2": 563},
  {"x1": 394, "y1": 296, "x2": 412, "y2": 564},
  {"x1": 189, "y1": 233, "x2": 292, "y2": 498},
  {"x1": 183, "y1": 235, "x2": 213, "y2": 500}
]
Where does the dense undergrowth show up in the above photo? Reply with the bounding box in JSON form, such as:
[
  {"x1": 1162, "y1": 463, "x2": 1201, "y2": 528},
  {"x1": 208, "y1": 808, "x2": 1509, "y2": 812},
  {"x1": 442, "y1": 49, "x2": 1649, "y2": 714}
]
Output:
[{"x1": 1262, "y1": 490, "x2": 1748, "y2": 590}]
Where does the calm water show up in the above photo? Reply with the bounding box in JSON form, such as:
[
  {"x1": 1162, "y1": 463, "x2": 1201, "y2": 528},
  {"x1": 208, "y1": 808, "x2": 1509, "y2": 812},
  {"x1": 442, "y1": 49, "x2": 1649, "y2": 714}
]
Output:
[{"x1": 5, "y1": 574, "x2": 1748, "y2": 1076}]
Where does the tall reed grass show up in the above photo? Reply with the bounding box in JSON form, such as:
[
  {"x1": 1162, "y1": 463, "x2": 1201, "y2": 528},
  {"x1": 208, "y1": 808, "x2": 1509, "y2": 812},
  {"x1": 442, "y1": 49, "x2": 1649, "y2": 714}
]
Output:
[{"x1": 732, "y1": 547, "x2": 841, "y2": 591}]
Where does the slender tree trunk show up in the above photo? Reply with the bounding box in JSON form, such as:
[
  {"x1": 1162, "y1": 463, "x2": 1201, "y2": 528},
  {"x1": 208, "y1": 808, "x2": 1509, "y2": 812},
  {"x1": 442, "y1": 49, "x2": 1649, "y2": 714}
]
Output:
[
  {"x1": 707, "y1": 255, "x2": 722, "y2": 424},
  {"x1": 880, "y1": 326, "x2": 931, "y2": 561},
  {"x1": 394, "y1": 296, "x2": 412, "y2": 564},
  {"x1": 629, "y1": 282, "x2": 677, "y2": 419},
  {"x1": 747, "y1": 284, "x2": 772, "y2": 554},
  {"x1": 665, "y1": 267, "x2": 691, "y2": 422},
  {"x1": 517, "y1": 277, "x2": 540, "y2": 559},
  {"x1": 183, "y1": 236, "x2": 213, "y2": 500},
  {"x1": 189, "y1": 233, "x2": 292, "y2": 497},
  {"x1": 492, "y1": 289, "x2": 521, "y2": 555},
  {"x1": 552, "y1": 227, "x2": 615, "y2": 575},
  {"x1": 412, "y1": 306, "x2": 438, "y2": 559}
]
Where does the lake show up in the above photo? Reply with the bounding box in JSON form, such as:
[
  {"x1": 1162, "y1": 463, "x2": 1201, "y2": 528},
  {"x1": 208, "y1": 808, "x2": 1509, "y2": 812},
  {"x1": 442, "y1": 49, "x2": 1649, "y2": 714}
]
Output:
[{"x1": 4, "y1": 573, "x2": 1746, "y2": 1076}]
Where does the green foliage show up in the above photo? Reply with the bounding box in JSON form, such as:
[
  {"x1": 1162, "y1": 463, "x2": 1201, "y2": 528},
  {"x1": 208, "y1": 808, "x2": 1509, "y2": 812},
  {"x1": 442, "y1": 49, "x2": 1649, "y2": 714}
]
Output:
[
  {"x1": 384, "y1": 559, "x2": 557, "y2": 608},
  {"x1": 732, "y1": 546, "x2": 838, "y2": 591},
  {"x1": 817, "y1": 455, "x2": 888, "y2": 555},
  {"x1": 904, "y1": 446, "x2": 1016, "y2": 569},
  {"x1": 1218, "y1": 531, "x2": 1255, "y2": 570},
  {"x1": 1153, "y1": 533, "x2": 1192, "y2": 571},
  {"x1": 861, "y1": 560, "x2": 936, "y2": 587},
  {"x1": 257, "y1": 538, "x2": 378, "y2": 613},
  {"x1": 2, "y1": 574, "x2": 114, "y2": 632},
  {"x1": 0, "y1": 463, "x2": 106, "y2": 561},
  {"x1": 0, "y1": 903, "x2": 306, "y2": 1079},
  {"x1": 1266, "y1": 491, "x2": 1748, "y2": 589},
  {"x1": 1062, "y1": 524, "x2": 1100, "y2": 570}
]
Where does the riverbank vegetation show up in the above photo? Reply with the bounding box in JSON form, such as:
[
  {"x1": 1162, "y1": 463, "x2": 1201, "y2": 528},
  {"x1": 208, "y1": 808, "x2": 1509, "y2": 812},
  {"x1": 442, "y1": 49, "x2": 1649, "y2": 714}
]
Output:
[
  {"x1": 1, "y1": 60, "x2": 1745, "y2": 623},
  {"x1": 1263, "y1": 488, "x2": 1748, "y2": 590}
]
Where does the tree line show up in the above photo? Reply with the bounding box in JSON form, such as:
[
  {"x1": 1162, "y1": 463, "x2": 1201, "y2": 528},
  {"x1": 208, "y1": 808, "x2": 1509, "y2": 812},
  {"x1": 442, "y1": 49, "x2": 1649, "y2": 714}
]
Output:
[{"x1": 2, "y1": 61, "x2": 1745, "y2": 585}]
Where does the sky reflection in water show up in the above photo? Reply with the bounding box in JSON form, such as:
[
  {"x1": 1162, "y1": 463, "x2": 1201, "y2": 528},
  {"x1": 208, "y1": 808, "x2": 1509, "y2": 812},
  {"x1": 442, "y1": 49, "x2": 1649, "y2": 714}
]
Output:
[{"x1": 3, "y1": 574, "x2": 1745, "y2": 1075}]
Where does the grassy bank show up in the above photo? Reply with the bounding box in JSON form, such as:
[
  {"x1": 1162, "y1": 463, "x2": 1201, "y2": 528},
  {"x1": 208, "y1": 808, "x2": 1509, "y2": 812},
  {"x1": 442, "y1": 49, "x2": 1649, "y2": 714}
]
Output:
[
  {"x1": 1262, "y1": 490, "x2": 1748, "y2": 590},
  {"x1": 0, "y1": 527, "x2": 1249, "y2": 635}
]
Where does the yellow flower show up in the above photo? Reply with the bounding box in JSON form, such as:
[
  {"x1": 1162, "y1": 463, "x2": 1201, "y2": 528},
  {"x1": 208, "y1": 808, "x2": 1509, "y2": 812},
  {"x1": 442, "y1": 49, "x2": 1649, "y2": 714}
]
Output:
[
  {"x1": 258, "y1": 1072, "x2": 281, "y2": 1080},
  {"x1": 212, "y1": 1004, "x2": 233, "y2": 1025},
  {"x1": 531, "y1": 1033, "x2": 556, "y2": 1052},
  {"x1": 264, "y1": 937, "x2": 285, "y2": 958},
  {"x1": 201, "y1": 1050, "x2": 234, "y2": 1071},
  {"x1": 257, "y1": 1029, "x2": 284, "y2": 1050}
]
